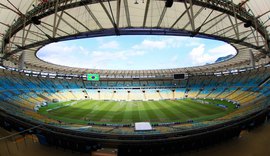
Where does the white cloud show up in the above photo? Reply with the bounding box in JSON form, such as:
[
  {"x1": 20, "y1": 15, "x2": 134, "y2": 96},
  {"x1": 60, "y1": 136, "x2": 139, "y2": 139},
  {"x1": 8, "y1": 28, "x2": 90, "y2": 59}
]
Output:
[
  {"x1": 132, "y1": 40, "x2": 167, "y2": 49},
  {"x1": 85, "y1": 50, "x2": 145, "y2": 69},
  {"x1": 132, "y1": 36, "x2": 186, "y2": 50},
  {"x1": 208, "y1": 44, "x2": 237, "y2": 55},
  {"x1": 185, "y1": 39, "x2": 201, "y2": 47},
  {"x1": 40, "y1": 42, "x2": 75, "y2": 55},
  {"x1": 91, "y1": 50, "x2": 145, "y2": 61},
  {"x1": 189, "y1": 44, "x2": 216, "y2": 66},
  {"x1": 38, "y1": 37, "x2": 236, "y2": 70},
  {"x1": 188, "y1": 43, "x2": 237, "y2": 66},
  {"x1": 38, "y1": 42, "x2": 146, "y2": 69},
  {"x1": 37, "y1": 43, "x2": 79, "y2": 66},
  {"x1": 99, "y1": 41, "x2": 119, "y2": 49},
  {"x1": 162, "y1": 37, "x2": 186, "y2": 48},
  {"x1": 39, "y1": 42, "x2": 93, "y2": 57}
]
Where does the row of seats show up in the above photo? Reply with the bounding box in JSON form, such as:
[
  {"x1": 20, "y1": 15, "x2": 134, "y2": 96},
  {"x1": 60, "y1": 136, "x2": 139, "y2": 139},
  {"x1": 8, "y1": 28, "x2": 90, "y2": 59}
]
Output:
[{"x1": 0, "y1": 67, "x2": 270, "y2": 115}]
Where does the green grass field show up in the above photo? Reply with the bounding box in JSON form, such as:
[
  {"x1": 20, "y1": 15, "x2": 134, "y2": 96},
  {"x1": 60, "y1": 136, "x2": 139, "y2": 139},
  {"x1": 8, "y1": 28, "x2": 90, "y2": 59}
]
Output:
[{"x1": 38, "y1": 98, "x2": 236, "y2": 125}]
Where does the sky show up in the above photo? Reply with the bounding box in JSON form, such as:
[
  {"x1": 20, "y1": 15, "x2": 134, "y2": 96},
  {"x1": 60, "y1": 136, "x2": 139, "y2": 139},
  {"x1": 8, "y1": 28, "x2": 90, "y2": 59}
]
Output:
[{"x1": 37, "y1": 35, "x2": 237, "y2": 70}]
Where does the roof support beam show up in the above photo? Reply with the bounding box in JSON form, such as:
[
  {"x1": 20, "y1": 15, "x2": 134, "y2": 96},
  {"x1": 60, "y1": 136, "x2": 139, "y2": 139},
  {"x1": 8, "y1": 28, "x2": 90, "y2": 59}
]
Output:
[
  {"x1": 41, "y1": 21, "x2": 70, "y2": 36},
  {"x1": 99, "y1": 0, "x2": 116, "y2": 26},
  {"x1": 123, "y1": 0, "x2": 131, "y2": 27},
  {"x1": 0, "y1": 2, "x2": 23, "y2": 16},
  {"x1": 254, "y1": 17, "x2": 260, "y2": 48},
  {"x1": 170, "y1": 6, "x2": 190, "y2": 29},
  {"x1": 227, "y1": 29, "x2": 252, "y2": 38},
  {"x1": 21, "y1": 19, "x2": 27, "y2": 48},
  {"x1": 243, "y1": 19, "x2": 270, "y2": 47},
  {"x1": 52, "y1": 0, "x2": 69, "y2": 38},
  {"x1": 184, "y1": 0, "x2": 195, "y2": 31},
  {"x1": 183, "y1": 6, "x2": 204, "y2": 30},
  {"x1": 34, "y1": 24, "x2": 54, "y2": 40},
  {"x1": 56, "y1": 14, "x2": 80, "y2": 34},
  {"x1": 52, "y1": 0, "x2": 59, "y2": 38},
  {"x1": 0, "y1": 22, "x2": 10, "y2": 28},
  {"x1": 63, "y1": 11, "x2": 91, "y2": 31},
  {"x1": 116, "y1": 0, "x2": 121, "y2": 27},
  {"x1": 248, "y1": 39, "x2": 266, "y2": 45},
  {"x1": 22, "y1": 29, "x2": 47, "y2": 41},
  {"x1": 84, "y1": 5, "x2": 103, "y2": 29},
  {"x1": 238, "y1": 0, "x2": 250, "y2": 7},
  {"x1": 264, "y1": 31, "x2": 269, "y2": 53},
  {"x1": 142, "y1": 0, "x2": 151, "y2": 27},
  {"x1": 157, "y1": 6, "x2": 167, "y2": 28},
  {"x1": 195, "y1": 9, "x2": 214, "y2": 33},
  {"x1": 201, "y1": 12, "x2": 223, "y2": 32},
  {"x1": 21, "y1": 24, "x2": 32, "y2": 47},
  {"x1": 202, "y1": 14, "x2": 227, "y2": 33},
  {"x1": 227, "y1": 15, "x2": 240, "y2": 40},
  {"x1": 256, "y1": 10, "x2": 270, "y2": 19},
  {"x1": 7, "y1": 34, "x2": 17, "y2": 54},
  {"x1": 10, "y1": 34, "x2": 40, "y2": 43},
  {"x1": 99, "y1": 0, "x2": 119, "y2": 34},
  {"x1": 19, "y1": 19, "x2": 27, "y2": 70},
  {"x1": 53, "y1": 8, "x2": 65, "y2": 38},
  {"x1": 232, "y1": 3, "x2": 240, "y2": 40},
  {"x1": 188, "y1": 0, "x2": 195, "y2": 31},
  {"x1": 213, "y1": 21, "x2": 243, "y2": 37}
]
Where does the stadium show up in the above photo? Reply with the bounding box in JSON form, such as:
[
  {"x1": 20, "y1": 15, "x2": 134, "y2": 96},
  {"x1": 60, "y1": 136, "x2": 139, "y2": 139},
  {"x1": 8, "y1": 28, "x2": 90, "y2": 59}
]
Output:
[{"x1": 0, "y1": 0, "x2": 270, "y2": 156}]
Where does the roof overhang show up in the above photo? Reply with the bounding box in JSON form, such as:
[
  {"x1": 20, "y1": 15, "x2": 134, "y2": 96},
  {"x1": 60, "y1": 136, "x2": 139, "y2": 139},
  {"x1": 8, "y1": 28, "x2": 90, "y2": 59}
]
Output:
[{"x1": 0, "y1": 0, "x2": 269, "y2": 76}]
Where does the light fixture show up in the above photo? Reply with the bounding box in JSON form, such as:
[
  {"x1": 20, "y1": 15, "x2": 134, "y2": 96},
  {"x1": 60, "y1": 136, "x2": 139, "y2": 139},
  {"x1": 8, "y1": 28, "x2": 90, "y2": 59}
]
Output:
[{"x1": 165, "y1": 0, "x2": 173, "y2": 8}]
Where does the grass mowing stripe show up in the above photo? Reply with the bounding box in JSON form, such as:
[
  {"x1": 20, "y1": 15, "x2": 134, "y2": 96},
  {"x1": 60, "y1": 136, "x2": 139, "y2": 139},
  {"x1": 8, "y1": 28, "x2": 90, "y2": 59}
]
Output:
[
  {"x1": 191, "y1": 101, "x2": 224, "y2": 114},
  {"x1": 49, "y1": 102, "x2": 77, "y2": 116},
  {"x1": 51, "y1": 100, "x2": 89, "y2": 116},
  {"x1": 175, "y1": 100, "x2": 202, "y2": 118},
  {"x1": 59, "y1": 100, "x2": 98, "y2": 119},
  {"x1": 180, "y1": 100, "x2": 213, "y2": 116},
  {"x1": 190, "y1": 100, "x2": 225, "y2": 112},
  {"x1": 137, "y1": 102, "x2": 149, "y2": 122},
  {"x1": 57, "y1": 100, "x2": 97, "y2": 118},
  {"x1": 145, "y1": 101, "x2": 173, "y2": 122},
  {"x1": 131, "y1": 102, "x2": 140, "y2": 122},
  {"x1": 111, "y1": 102, "x2": 128, "y2": 122},
  {"x1": 72, "y1": 100, "x2": 103, "y2": 120},
  {"x1": 143, "y1": 101, "x2": 161, "y2": 122},
  {"x1": 105, "y1": 101, "x2": 124, "y2": 122},
  {"x1": 122, "y1": 101, "x2": 134, "y2": 123},
  {"x1": 182, "y1": 100, "x2": 221, "y2": 115},
  {"x1": 162, "y1": 100, "x2": 192, "y2": 119},
  {"x1": 148, "y1": 101, "x2": 172, "y2": 121},
  {"x1": 91, "y1": 101, "x2": 116, "y2": 122},
  {"x1": 166, "y1": 100, "x2": 200, "y2": 118},
  {"x1": 84, "y1": 101, "x2": 107, "y2": 119},
  {"x1": 155, "y1": 101, "x2": 187, "y2": 120}
]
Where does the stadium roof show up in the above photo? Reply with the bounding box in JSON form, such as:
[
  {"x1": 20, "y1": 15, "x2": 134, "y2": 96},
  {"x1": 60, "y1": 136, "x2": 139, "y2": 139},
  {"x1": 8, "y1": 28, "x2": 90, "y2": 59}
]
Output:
[{"x1": 0, "y1": 0, "x2": 270, "y2": 76}]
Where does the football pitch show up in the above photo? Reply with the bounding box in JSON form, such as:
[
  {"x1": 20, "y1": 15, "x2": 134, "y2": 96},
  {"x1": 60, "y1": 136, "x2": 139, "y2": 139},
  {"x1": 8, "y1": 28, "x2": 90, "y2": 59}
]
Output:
[{"x1": 38, "y1": 98, "x2": 236, "y2": 125}]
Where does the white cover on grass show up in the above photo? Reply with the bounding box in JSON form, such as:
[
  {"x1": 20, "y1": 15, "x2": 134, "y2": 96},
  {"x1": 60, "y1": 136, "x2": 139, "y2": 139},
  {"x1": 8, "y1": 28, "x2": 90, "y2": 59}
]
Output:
[{"x1": 135, "y1": 122, "x2": 152, "y2": 131}]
